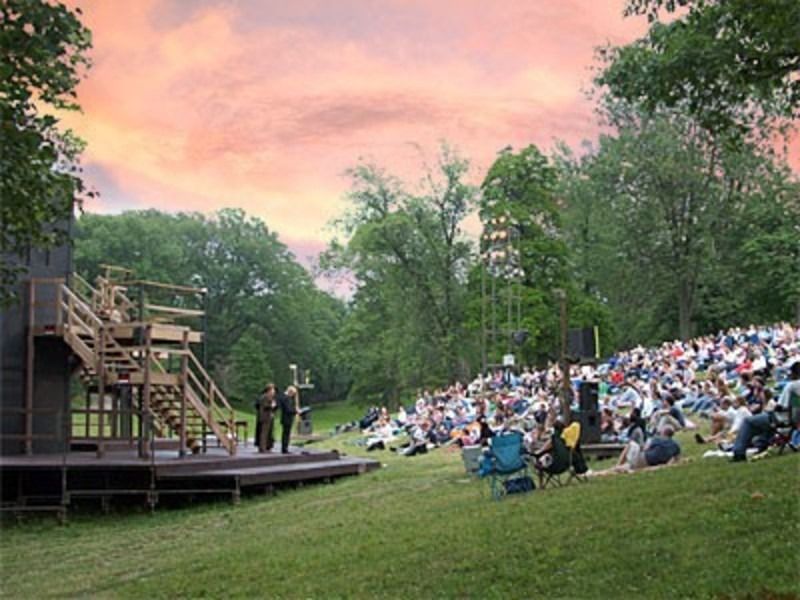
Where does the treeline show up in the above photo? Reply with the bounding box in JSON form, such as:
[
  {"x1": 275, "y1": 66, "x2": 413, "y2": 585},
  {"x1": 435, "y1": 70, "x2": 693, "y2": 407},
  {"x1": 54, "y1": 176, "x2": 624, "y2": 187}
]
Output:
[
  {"x1": 321, "y1": 132, "x2": 797, "y2": 405},
  {"x1": 75, "y1": 0, "x2": 799, "y2": 407},
  {"x1": 318, "y1": 0, "x2": 799, "y2": 404},
  {"x1": 74, "y1": 210, "x2": 349, "y2": 405}
]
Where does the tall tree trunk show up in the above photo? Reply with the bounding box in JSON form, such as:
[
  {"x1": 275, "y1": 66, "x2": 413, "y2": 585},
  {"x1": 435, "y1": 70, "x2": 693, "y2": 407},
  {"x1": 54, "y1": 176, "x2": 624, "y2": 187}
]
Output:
[{"x1": 678, "y1": 279, "x2": 692, "y2": 340}]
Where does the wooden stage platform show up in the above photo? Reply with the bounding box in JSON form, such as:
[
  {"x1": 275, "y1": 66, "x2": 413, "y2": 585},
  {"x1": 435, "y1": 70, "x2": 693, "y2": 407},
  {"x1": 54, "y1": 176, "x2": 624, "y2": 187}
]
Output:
[{"x1": 0, "y1": 442, "x2": 379, "y2": 518}]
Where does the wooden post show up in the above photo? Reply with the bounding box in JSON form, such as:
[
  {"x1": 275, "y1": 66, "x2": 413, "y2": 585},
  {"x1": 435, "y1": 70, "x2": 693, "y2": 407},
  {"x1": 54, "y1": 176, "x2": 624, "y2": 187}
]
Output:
[
  {"x1": 25, "y1": 279, "x2": 35, "y2": 455},
  {"x1": 67, "y1": 290, "x2": 74, "y2": 332},
  {"x1": 110, "y1": 387, "x2": 119, "y2": 439},
  {"x1": 84, "y1": 386, "x2": 90, "y2": 440},
  {"x1": 202, "y1": 379, "x2": 210, "y2": 454},
  {"x1": 179, "y1": 330, "x2": 188, "y2": 457},
  {"x1": 291, "y1": 365, "x2": 301, "y2": 434},
  {"x1": 558, "y1": 290, "x2": 571, "y2": 423},
  {"x1": 96, "y1": 325, "x2": 106, "y2": 458},
  {"x1": 56, "y1": 283, "x2": 63, "y2": 330},
  {"x1": 65, "y1": 388, "x2": 72, "y2": 452},
  {"x1": 140, "y1": 325, "x2": 152, "y2": 459}
]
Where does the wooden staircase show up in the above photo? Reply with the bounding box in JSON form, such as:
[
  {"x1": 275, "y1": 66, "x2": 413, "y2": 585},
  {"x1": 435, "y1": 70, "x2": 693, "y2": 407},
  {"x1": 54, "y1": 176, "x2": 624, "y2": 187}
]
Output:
[{"x1": 54, "y1": 278, "x2": 237, "y2": 456}]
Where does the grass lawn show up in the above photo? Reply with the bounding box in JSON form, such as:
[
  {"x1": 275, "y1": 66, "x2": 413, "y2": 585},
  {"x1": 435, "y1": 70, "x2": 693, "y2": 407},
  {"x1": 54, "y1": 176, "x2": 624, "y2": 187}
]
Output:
[{"x1": 1, "y1": 422, "x2": 798, "y2": 599}]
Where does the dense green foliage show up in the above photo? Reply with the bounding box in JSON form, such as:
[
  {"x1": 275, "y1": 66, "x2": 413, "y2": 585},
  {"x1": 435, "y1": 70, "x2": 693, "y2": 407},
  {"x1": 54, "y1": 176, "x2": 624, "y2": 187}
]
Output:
[
  {"x1": 598, "y1": 0, "x2": 800, "y2": 139},
  {"x1": 74, "y1": 210, "x2": 348, "y2": 405},
  {"x1": 558, "y1": 109, "x2": 800, "y2": 346},
  {"x1": 1, "y1": 426, "x2": 797, "y2": 598},
  {"x1": 322, "y1": 147, "x2": 478, "y2": 404},
  {"x1": 0, "y1": 0, "x2": 93, "y2": 305},
  {"x1": 474, "y1": 145, "x2": 614, "y2": 365},
  {"x1": 578, "y1": 0, "x2": 800, "y2": 346}
]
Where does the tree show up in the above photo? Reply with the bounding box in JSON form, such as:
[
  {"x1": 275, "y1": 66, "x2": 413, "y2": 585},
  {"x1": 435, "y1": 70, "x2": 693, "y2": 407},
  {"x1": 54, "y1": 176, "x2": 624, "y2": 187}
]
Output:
[
  {"x1": 323, "y1": 145, "x2": 477, "y2": 403},
  {"x1": 558, "y1": 106, "x2": 800, "y2": 345},
  {"x1": 597, "y1": 0, "x2": 800, "y2": 140},
  {"x1": 475, "y1": 145, "x2": 613, "y2": 364},
  {"x1": 693, "y1": 151, "x2": 800, "y2": 331},
  {"x1": 228, "y1": 326, "x2": 273, "y2": 404},
  {"x1": 0, "y1": 0, "x2": 93, "y2": 304},
  {"x1": 74, "y1": 209, "x2": 349, "y2": 404}
]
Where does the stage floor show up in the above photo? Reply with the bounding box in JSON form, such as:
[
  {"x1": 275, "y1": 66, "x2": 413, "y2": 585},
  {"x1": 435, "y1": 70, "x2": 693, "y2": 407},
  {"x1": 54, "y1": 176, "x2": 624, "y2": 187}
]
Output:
[{"x1": 1, "y1": 441, "x2": 379, "y2": 516}]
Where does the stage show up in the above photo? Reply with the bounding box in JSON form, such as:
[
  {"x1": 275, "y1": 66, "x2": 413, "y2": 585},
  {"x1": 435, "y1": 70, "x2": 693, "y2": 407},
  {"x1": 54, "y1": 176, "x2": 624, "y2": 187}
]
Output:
[{"x1": 1, "y1": 441, "x2": 379, "y2": 518}]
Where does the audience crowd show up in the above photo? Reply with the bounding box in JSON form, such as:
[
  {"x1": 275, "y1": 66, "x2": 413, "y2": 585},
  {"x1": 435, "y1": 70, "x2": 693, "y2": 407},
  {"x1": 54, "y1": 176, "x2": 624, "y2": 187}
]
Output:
[{"x1": 342, "y1": 323, "x2": 800, "y2": 469}]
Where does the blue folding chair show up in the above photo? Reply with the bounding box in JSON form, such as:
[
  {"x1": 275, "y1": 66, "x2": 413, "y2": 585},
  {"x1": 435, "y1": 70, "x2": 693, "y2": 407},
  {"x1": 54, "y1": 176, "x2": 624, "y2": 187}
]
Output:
[{"x1": 479, "y1": 432, "x2": 533, "y2": 500}]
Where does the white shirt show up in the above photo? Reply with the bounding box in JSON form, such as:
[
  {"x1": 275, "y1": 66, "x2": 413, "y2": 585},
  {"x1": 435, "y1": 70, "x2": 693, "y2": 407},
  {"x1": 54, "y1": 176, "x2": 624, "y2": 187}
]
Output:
[
  {"x1": 730, "y1": 406, "x2": 751, "y2": 434},
  {"x1": 778, "y1": 380, "x2": 800, "y2": 410}
]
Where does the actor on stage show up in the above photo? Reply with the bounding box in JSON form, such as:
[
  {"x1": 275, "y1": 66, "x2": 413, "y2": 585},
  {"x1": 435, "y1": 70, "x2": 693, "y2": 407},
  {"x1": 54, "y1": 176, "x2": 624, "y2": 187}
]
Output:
[
  {"x1": 255, "y1": 383, "x2": 277, "y2": 452},
  {"x1": 279, "y1": 385, "x2": 300, "y2": 453}
]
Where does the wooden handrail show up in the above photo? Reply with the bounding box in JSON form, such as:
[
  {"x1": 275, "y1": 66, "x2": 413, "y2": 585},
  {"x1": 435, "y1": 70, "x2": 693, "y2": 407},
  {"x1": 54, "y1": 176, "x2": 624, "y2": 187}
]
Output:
[
  {"x1": 72, "y1": 273, "x2": 98, "y2": 299},
  {"x1": 123, "y1": 345, "x2": 191, "y2": 356},
  {"x1": 61, "y1": 285, "x2": 103, "y2": 329},
  {"x1": 99, "y1": 263, "x2": 134, "y2": 274},
  {"x1": 61, "y1": 302, "x2": 95, "y2": 336},
  {"x1": 122, "y1": 279, "x2": 206, "y2": 295},
  {"x1": 144, "y1": 304, "x2": 205, "y2": 318},
  {"x1": 187, "y1": 351, "x2": 235, "y2": 415},
  {"x1": 92, "y1": 275, "x2": 135, "y2": 322}
]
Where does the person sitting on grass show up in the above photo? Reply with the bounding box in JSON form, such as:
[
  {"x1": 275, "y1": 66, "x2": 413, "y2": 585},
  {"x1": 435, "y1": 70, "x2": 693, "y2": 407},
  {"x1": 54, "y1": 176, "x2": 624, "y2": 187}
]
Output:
[
  {"x1": 731, "y1": 361, "x2": 800, "y2": 461},
  {"x1": 392, "y1": 420, "x2": 433, "y2": 456},
  {"x1": 649, "y1": 394, "x2": 687, "y2": 434},
  {"x1": 600, "y1": 407, "x2": 618, "y2": 442},
  {"x1": 612, "y1": 425, "x2": 681, "y2": 472},
  {"x1": 695, "y1": 396, "x2": 750, "y2": 446},
  {"x1": 621, "y1": 407, "x2": 646, "y2": 444},
  {"x1": 700, "y1": 396, "x2": 735, "y2": 440},
  {"x1": 365, "y1": 416, "x2": 397, "y2": 451}
]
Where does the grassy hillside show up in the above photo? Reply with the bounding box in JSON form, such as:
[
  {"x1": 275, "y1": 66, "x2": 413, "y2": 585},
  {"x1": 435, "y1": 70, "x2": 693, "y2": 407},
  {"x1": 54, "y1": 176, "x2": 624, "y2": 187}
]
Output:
[{"x1": 1, "y1": 422, "x2": 798, "y2": 599}]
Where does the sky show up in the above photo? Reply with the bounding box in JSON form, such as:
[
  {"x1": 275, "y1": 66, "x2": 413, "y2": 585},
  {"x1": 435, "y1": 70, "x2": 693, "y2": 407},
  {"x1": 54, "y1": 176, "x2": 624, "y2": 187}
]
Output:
[{"x1": 63, "y1": 0, "x2": 797, "y2": 277}]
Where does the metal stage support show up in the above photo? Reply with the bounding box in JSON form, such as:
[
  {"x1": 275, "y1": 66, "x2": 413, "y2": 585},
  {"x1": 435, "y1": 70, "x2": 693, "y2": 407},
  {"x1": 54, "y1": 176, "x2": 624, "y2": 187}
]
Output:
[{"x1": 480, "y1": 214, "x2": 524, "y2": 375}]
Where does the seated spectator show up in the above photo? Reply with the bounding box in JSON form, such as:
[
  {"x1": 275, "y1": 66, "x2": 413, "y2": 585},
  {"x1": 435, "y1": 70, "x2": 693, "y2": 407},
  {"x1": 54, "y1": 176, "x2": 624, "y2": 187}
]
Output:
[
  {"x1": 365, "y1": 417, "x2": 396, "y2": 451},
  {"x1": 395, "y1": 405, "x2": 407, "y2": 426},
  {"x1": 615, "y1": 426, "x2": 681, "y2": 471},
  {"x1": 695, "y1": 396, "x2": 751, "y2": 445},
  {"x1": 732, "y1": 361, "x2": 800, "y2": 461},
  {"x1": 778, "y1": 361, "x2": 800, "y2": 413},
  {"x1": 649, "y1": 395, "x2": 687, "y2": 434},
  {"x1": 730, "y1": 404, "x2": 779, "y2": 461},
  {"x1": 600, "y1": 407, "x2": 618, "y2": 442},
  {"x1": 623, "y1": 407, "x2": 646, "y2": 444},
  {"x1": 359, "y1": 406, "x2": 380, "y2": 430},
  {"x1": 392, "y1": 420, "x2": 433, "y2": 456},
  {"x1": 531, "y1": 420, "x2": 565, "y2": 466},
  {"x1": 706, "y1": 397, "x2": 735, "y2": 437}
]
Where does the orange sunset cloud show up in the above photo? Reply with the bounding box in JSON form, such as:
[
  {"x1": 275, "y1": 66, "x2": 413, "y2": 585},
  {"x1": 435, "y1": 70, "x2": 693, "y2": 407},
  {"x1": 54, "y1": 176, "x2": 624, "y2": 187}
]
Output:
[{"x1": 63, "y1": 0, "x2": 797, "y2": 269}]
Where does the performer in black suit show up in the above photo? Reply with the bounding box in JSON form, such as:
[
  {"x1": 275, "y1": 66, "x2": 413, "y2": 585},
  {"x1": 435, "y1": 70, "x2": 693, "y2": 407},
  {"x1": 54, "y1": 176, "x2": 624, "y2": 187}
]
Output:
[
  {"x1": 278, "y1": 385, "x2": 300, "y2": 453},
  {"x1": 254, "y1": 383, "x2": 277, "y2": 452}
]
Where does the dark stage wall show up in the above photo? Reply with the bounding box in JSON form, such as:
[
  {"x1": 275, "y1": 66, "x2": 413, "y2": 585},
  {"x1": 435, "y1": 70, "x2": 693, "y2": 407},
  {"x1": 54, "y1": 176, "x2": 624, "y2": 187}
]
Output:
[{"x1": 1, "y1": 232, "x2": 73, "y2": 455}]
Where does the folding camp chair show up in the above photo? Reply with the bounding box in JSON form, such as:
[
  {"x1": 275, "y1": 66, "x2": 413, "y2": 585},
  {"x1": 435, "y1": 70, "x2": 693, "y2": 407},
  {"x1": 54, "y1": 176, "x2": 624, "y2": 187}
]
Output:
[
  {"x1": 479, "y1": 432, "x2": 533, "y2": 500},
  {"x1": 775, "y1": 392, "x2": 800, "y2": 455},
  {"x1": 535, "y1": 431, "x2": 570, "y2": 489}
]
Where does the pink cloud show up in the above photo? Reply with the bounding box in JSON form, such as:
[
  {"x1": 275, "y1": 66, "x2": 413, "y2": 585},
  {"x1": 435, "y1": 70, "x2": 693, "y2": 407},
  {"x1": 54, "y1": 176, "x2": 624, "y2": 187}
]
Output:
[{"x1": 62, "y1": 0, "x2": 798, "y2": 286}]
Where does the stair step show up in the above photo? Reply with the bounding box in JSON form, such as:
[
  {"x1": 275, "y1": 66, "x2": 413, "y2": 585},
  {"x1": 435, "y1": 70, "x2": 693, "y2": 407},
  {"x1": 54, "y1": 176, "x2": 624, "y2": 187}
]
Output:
[{"x1": 159, "y1": 458, "x2": 370, "y2": 486}]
